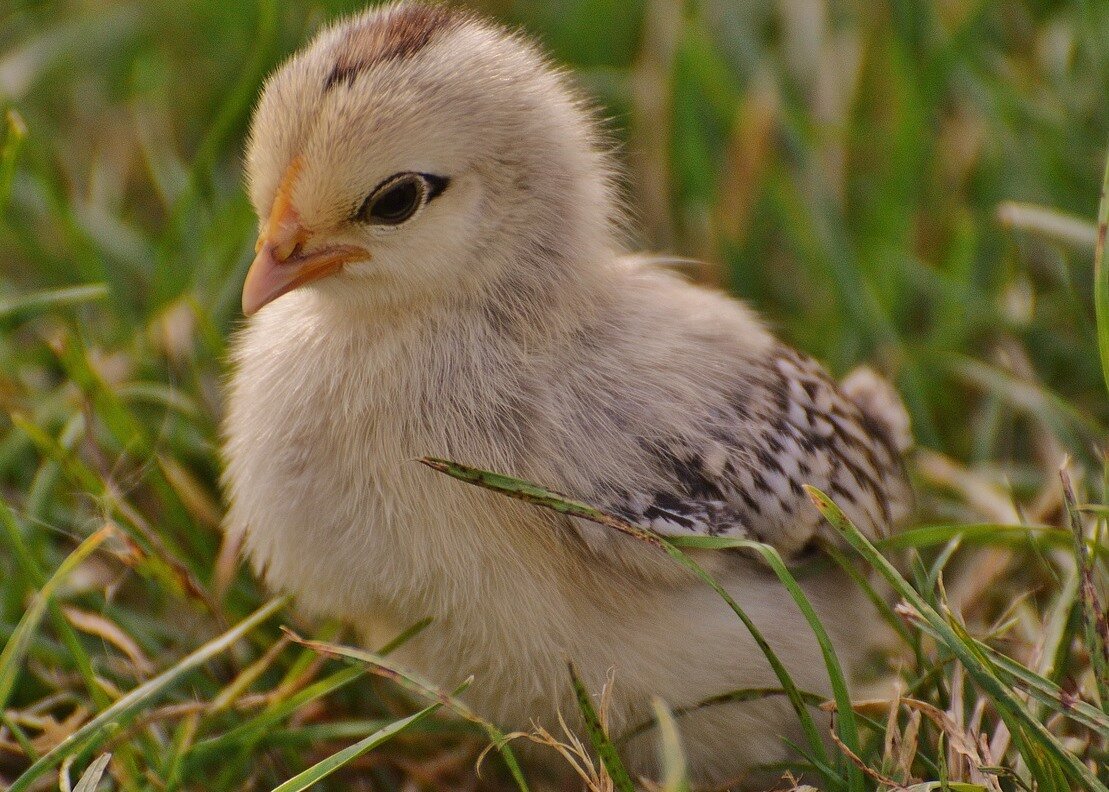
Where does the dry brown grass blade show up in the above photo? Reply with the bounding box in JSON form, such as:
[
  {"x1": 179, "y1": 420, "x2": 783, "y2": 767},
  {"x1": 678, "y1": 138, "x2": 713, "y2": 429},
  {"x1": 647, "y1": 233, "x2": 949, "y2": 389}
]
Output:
[
  {"x1": 716, "y1": 73, "x2": 778, "y2": 248},
  {"x1": 61, "y1": 606, "x2": 155, "y2": 677},
  {"x1": 897, "y1": 698, "x2": 1003, "y2": 791},
  {"x1": 629, "y1": 0, "x2": 680, "y2": 250}
]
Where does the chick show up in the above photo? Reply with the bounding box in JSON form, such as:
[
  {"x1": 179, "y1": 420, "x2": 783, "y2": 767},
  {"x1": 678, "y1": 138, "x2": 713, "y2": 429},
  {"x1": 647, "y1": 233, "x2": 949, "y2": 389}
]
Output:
[{"x1": 222, "y1": 3, "x2": 912, "y2": 785}]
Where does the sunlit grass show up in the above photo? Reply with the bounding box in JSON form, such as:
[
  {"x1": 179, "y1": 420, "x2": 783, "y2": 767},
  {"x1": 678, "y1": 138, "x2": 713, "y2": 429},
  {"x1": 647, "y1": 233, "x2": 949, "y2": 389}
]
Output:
[{"x1": 1, "y1": 0, "x2": 1108, "y2": 789}]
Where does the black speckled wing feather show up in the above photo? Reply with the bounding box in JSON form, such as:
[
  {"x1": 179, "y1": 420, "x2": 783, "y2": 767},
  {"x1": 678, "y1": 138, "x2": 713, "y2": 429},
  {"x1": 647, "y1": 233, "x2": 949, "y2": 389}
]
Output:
[{"x1": 601, "y1": 346, "x2": 912, "y2": 558}]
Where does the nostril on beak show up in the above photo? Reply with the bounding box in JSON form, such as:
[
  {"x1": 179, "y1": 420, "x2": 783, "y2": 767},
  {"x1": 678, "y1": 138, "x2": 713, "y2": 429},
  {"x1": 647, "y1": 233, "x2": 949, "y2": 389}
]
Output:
[{"x1": 271, "y1": 233, "x2": 305, "y2": 263}]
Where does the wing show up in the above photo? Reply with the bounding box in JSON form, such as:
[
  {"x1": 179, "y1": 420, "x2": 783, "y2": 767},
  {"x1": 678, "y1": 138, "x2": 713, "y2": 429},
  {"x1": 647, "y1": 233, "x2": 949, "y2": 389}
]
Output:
[{"x1": 597, "y1": 345, "x2": 912, "y2": 559}]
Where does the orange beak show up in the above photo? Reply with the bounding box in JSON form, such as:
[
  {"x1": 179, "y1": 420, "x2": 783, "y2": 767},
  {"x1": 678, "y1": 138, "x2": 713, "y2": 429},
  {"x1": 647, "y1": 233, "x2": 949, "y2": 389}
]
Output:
[{"x1": 242, "y1": 157, "x2": 371, "y2": 315}]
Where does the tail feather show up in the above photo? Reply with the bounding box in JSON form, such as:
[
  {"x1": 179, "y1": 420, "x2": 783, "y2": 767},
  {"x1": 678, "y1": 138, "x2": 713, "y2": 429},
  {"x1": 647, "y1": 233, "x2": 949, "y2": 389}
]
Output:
[{"x1": 840, "y1": 366, "x2": 913, "y2": 455}]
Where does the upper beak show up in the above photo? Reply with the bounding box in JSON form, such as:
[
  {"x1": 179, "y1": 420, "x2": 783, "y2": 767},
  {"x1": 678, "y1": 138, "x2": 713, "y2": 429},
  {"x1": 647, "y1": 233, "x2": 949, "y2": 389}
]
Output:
[{"x1": 242, "y1": 158, "x2": 371, "y2": 315}]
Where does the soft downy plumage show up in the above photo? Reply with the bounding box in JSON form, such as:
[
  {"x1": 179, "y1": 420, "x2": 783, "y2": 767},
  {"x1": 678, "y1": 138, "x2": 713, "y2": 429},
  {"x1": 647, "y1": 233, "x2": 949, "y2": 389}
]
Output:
[{"x1": 222, "y1": 3, "x2": 912, "y2": 785}]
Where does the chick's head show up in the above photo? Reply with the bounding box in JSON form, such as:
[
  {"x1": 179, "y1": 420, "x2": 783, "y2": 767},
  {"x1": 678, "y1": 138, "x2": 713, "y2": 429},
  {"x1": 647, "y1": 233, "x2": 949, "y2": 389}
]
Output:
[{"x1": 242, "y1": 2, "x2": 619, "y2": 317}]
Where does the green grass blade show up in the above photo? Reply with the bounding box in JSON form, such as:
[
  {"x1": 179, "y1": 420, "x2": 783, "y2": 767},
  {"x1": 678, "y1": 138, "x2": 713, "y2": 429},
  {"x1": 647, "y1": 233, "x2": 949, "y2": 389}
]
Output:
[
  {"x1": 568, "y1": 661, "x2": 634, "y2": 792},
  {"x1": 1094, "y1": 143, "x2": 1109, "y2": 398},
  {"x1": 0, "y1": 109, "x2": 27, "y2": 211},
  {"x1": 0, "y1": 283, "x2": 109, "y2": 322},
  {"x1": 882, "y1": 522, "x2": 1064, "y2": 549},
  {"x1": 650, "y1": 698, "x2": 691, "y2": 792},
  {"x1": 880, "y1": 521, "x2": 1109, "y2": 565},
  {"x1": 618, "y1": 686, "x2": 827, "y2": 744},
  {"x1": 420, "y1": 458, "x2": 616, "y2": 525},
  {"x1": 162, "y1": 712, "x2": 199, "y2": 792},
  {"x1": 0, "y1": 523, "x2": 113, "y2": 709},
  {"x1": 268, "y1": 703, "x2": 443, "y2": 792},
  {"x1": 378, "y1": 616, "x2": 435, "y2": 655},
  {"x1": 7, "y1": 595, "x2": 289, "y2": 792}
]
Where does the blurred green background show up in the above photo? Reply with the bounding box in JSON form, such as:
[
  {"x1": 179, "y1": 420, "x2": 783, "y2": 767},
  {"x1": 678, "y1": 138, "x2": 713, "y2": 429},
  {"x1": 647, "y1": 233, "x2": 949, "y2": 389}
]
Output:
[
  {"x1": 1, "y1": 1, "x2": 1108, "y2": 788},
  {"x1": 3, "y1": 0, "x2": 1107, "y2": 469}
]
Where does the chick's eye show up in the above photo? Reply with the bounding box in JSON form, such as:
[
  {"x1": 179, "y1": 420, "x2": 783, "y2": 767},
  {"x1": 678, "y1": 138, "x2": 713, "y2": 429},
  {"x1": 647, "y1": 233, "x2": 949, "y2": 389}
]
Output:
[{"x1": 359, "y1": 174, "x2": 426, "y2": 225}]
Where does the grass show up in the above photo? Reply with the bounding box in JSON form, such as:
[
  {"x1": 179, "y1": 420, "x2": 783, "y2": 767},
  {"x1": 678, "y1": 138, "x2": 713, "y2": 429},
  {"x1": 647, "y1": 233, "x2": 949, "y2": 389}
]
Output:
[{"x1": 1, "y1": 0, "x2": 1108, "y2": 789}]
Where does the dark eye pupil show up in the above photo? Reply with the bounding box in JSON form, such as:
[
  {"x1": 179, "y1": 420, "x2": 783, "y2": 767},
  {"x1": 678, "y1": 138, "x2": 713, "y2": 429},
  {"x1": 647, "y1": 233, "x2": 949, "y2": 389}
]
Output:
[{"x1": 369, "y1": 179, "x2": 422, "y2": 223}]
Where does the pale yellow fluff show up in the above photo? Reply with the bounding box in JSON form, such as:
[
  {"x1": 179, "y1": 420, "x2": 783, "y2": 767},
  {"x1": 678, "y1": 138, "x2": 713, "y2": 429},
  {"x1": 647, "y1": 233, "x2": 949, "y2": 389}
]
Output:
[{"x1": 222, "y1": 3, "x2": 912, "y2": 786}]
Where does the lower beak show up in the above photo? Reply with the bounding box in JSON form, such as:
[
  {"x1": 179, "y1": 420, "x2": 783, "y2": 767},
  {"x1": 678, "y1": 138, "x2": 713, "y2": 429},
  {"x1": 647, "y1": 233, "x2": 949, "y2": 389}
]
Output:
[{"x1": 242, "y1": 241, "x2": 370, "y2": 315}]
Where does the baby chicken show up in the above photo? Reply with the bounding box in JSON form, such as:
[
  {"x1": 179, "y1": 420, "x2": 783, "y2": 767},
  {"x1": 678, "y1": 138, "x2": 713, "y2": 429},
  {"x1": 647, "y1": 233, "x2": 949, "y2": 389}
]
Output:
[{"x1": 222, "y1": 3, "x2": 912, "y2": 785}]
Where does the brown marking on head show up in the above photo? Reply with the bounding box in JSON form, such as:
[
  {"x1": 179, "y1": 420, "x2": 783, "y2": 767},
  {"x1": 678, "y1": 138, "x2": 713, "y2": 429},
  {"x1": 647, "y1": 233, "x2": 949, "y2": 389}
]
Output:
[{"x1": 324, "y1": 4, "x2": 463, "y2": 91}]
